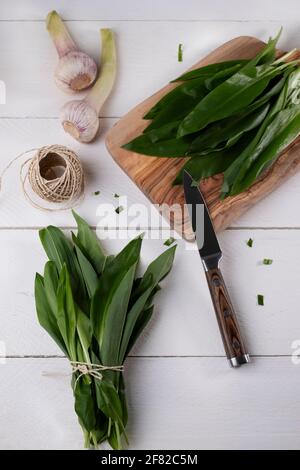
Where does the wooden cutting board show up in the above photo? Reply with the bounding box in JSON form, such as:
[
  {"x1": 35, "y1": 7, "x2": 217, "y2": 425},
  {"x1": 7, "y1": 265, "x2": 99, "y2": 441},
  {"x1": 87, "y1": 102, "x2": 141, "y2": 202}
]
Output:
[{"x1": 106, "y1": 36, "x2": 300, "y2": 239}]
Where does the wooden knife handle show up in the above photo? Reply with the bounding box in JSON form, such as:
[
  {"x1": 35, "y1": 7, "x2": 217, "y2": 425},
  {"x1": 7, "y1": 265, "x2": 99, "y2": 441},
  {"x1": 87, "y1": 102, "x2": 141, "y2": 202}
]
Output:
[{"x1": 205, "y1": 266, "x2": 250, "y2": 367}]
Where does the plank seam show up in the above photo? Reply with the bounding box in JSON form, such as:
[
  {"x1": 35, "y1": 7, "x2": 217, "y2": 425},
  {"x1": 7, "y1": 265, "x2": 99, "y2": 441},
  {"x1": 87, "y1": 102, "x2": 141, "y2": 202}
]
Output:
[
  {"x1": 3, "y1": 354, "x2": 294, "y2": 359},
  {"x1": 0, "y1": 226, "x2": 299, "y2": 231},
  {"x1": 0, "y1": 19, "x2": 286, "y2": 23},
  {"x1": 0, "y1": 116, "x2": 119, "y2": 119}
]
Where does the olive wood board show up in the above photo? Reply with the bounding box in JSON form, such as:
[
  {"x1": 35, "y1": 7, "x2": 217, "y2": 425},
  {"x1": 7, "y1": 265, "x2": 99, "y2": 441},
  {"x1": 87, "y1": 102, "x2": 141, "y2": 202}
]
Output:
[{"x1": 105, "y1": 36, "x2": 300, "y2": 239}]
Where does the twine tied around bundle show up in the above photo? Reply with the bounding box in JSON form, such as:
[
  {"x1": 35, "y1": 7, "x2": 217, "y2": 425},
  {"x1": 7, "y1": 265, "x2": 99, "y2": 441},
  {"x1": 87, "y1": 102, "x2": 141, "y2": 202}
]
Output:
[
  {"x1": 0, "y1": 144, "x2": 84, "y2": 211},
  {"x1": 70, "y1": 361, "x2": 124, "y2": 388}
]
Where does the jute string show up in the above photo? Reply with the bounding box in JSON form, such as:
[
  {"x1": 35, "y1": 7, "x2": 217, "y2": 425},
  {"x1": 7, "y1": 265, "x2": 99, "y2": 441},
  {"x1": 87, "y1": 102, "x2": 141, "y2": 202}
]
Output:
[
  {"x1": 70, "y1": 361, "x2": 124, "y2": 388},
  {"x1": 0, "y1": 145, "x2": 84, "y2": 211}
]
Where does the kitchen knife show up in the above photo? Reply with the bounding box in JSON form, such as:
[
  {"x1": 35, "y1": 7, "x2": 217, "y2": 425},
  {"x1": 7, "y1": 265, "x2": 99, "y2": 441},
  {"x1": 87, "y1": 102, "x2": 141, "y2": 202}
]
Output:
[{"x1": 183, "y1": 171, "x2": 250, "y2": 368}]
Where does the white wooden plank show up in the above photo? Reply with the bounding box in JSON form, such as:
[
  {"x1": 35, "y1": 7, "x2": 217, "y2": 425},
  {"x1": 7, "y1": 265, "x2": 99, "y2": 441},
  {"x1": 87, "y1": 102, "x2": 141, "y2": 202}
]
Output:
[
  {"x1": 0, "y1": 229, "x2": 299, "y2": 357},
  {"x1": 0, "y1": 21, "x2": 298, "y2": 118},
  {"x1": 231, "y1": 169, "x2": 300, "y2": 227},
  {"x1": 0, "y1": 117, "x2": 300, "y2": 229},
  {"x1": 1, "y1": 0, "x2": 300, "y2": 22},
  {"x1": 0, "y1": 357, "x2": 299, "y2": 449}
]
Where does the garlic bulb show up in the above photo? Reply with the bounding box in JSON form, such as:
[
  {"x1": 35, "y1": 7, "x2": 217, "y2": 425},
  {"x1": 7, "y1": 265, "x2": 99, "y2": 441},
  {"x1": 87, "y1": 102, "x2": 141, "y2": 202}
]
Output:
[
  {"x1": 47, "y1": 10, "x2": 97, "y2": 93},
  {"x1": 60, "y1": 100, "x2": 99, "y2": 143},
  {"x1": 61, "y1": 29, "x2": 116, "y2": 143}
]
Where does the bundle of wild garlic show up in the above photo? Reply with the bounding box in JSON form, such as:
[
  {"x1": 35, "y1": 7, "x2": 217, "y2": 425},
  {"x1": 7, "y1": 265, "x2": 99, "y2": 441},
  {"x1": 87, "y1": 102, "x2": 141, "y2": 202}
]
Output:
[{"x1": 34, "y1": 211, "x2": 176, "y2": 449}]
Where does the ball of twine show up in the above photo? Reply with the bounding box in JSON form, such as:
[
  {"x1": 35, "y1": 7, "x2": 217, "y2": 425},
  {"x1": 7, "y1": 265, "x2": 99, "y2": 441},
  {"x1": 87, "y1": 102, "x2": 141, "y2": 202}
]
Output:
[
  {"x1": 0, "y1": 145, "x2": 85, "y2": 211},
  {"x1": 27, "y1": 145, "x2": 84, "y2": 206}
]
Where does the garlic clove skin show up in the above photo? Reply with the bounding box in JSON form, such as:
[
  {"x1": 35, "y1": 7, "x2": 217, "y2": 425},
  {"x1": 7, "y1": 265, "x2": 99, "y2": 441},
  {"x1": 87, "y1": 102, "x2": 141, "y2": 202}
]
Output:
[
  {"x1": 55, "y1": 51, "x2": 98, "y2": 94},
  {"x1": 60, "y1": 100, "x2": 99, "y2": 143}
]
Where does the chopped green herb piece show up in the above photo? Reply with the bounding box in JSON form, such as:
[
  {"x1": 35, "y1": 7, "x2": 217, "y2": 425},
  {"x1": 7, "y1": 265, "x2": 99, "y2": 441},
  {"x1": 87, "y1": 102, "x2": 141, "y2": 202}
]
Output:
[
  {"x1": 113, "y1": 193, "x2": 120, "y2": 198},
  {"x1": 191, "y1": 179, "x2": 199, "y2": 188},
  {"x1": 263, "y1": 258, "x2": 273, "y2": 265},
  {"x1": 257, "y1": 294, "x2": 264, "y2": 306},
  {"x1": 178, "y1": 43, "x2": 183, "y2": 62},
  {"x1": 115, "y1": 205, "x2": 124, "y2": 214},
  {"x1": 246, "y1": 238, "x2": 253, "y2": 247},
  {"x1": 93, "y1": 190, "x2": 101, "y2": 196},
  {"x1": 164, "y1": 237, "x2": 175, "y2": 246}
]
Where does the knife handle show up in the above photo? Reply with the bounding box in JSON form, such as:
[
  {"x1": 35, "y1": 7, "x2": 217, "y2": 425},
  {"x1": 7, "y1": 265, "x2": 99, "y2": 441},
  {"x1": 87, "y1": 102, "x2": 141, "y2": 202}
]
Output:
[{"x1": 204, "y1": 265, "x2": 250, "y2": 368}]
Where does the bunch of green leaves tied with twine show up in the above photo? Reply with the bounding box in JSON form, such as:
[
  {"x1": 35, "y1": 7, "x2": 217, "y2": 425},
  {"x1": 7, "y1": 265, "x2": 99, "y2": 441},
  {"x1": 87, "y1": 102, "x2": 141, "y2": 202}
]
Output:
[
  {"x1": 123, "y1": 29, "x2": 300, "y2": 197},
  {"x1": 34, "y1": 211, "x2": 176, "y2": 449}
]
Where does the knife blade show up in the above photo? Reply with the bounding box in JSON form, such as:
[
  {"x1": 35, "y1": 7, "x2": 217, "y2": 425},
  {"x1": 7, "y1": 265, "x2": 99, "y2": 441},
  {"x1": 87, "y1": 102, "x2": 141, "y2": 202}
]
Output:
[{"x1": 183, "y1": 171, "x2": 250, "y2": 368}]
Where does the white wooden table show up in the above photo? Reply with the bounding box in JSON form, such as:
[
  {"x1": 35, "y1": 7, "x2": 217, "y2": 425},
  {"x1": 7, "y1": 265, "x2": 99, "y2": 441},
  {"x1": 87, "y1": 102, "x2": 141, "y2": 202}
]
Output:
[{"x1": 1, "y1": 0, "x2": 300, "y2": 450}]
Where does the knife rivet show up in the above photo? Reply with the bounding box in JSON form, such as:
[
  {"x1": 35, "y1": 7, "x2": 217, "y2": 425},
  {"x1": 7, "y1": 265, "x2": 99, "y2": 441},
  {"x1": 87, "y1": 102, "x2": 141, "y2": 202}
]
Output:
[
  {"x1": 213, "y1": 278, "x2": 221, "y2": 287},
  {"x1": 223, "y1": 308, "x2": 231, "y2": 317}
]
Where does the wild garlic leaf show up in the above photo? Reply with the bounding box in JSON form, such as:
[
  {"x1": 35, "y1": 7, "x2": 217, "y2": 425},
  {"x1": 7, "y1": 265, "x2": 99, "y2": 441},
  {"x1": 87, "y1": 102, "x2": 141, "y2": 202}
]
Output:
[
  {"x1": 101, "y1": 267, "x2": 139, "y2": 366},
  {"x1": 72, "y1": 210, "x2": 106, "y2": 275},
  {"x1": 123, "y1": 134, "x2": 191, "y2": 157},
  {"x1": 221, "y1": 69, "x2": 296, "y2": 196},
  {"x1": 34, "y1": 273, "x2": 67, "y2": 355},
  {"x1": 39, "y1": 225, "x2": 75, "y2": 272},
  {"x1": 118, "y1": 273, "x2": 154, "y2": 363},
  {"x1": 143, "y1": 78, "x2": 209, "y2": 121},
  {"x1": 107, "y1": 427, "x2": 120, "y2": 451},
  {"x1": 125, "y1": 305, "x2": 154, "y2": 357},
  {"x1": 56, "y1": 265, "x2": 77, "y2": 360},
  {"x1": 178, "y1": 63, "x2": 291, "y2": 137},
  {"x1": 39, "y1": 225, "x2": 86, "y2": 308},
  {"x1": 173, "y1": 134, "x2": 254, "y2": 185},
  {"x1": 76, "y1": 306, "x2": 92, "y2": 364},
  {"x1": 232, "y1": 105, "x2": 300, "y2": 194},
  {"x1": 189, "y1": 103, "x2": 270, "y2": 154},
  {"x1": 119, "y1": 245, "x2": 176, "y2": 362},
  {"x1": 91, "y1": 236, "x2": 142, "y2": 364},
  {"x1": 172, "y1": 59, "x2": 249, "y2": 82},
  {"x1": 43, "y1": 261, "x2": 59, "y2": 317},
  {"x1": 142, "y1": 245, "x2": 176, "y2": 285},
  {"x1": 96, "y1": 380, "x2": 125, "y2": 430},
  {"x1": 204, "y1": 63, "x2": 245, "y2": 90},
  {"x1": 118, "y1": 374, "x2": 128, "y2": 428},
  {"x1": 74, "y1": 379, "x2": 97, "y2": 432},
  {"x1": 255, "y1": 28, "x2": 282, "y2": 66},
  {"x1": 72, "y1": 233, "x2": 98, "y2": 298},
  {"x1": 145, "y1": 80, "x2": 207, "y2": 131}
]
